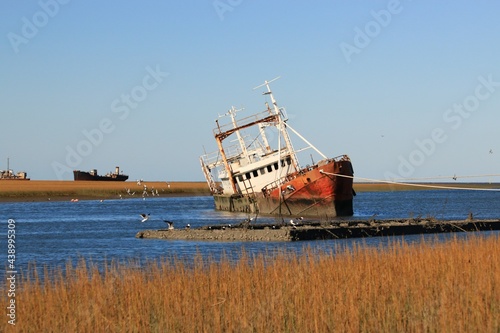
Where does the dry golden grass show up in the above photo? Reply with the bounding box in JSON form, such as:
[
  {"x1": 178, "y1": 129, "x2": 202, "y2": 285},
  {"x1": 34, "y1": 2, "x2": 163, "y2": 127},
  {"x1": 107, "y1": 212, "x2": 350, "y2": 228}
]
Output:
[
  {"x1": 0, "y1": 180, "x2": 209, "y2": 201},
  {"x1": 2, "y1": 235, "x2": 499, "y2": 332}
]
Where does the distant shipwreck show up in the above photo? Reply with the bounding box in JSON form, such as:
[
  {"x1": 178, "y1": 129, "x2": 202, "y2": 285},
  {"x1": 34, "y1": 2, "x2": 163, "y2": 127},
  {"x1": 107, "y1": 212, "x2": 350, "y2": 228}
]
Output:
[
  {"x1": 73, "y1": 166, "x2": 129, "y2": 181},
  {"x1": 0, "y1": 158, "x2": 29, "y2": 180}
]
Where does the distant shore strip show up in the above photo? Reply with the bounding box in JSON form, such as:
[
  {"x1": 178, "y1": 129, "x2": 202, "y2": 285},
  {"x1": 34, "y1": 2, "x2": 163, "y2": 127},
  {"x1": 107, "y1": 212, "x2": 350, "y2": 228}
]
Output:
[{"x1": 0, "y1": 180, "x2": 499, "y2": 202}]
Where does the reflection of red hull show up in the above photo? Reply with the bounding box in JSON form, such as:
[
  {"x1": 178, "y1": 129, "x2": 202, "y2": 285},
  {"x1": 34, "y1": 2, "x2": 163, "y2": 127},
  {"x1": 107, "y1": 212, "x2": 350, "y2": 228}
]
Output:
[{"x1": 212, "y1": 157, "x2": 354, "y2": 218}]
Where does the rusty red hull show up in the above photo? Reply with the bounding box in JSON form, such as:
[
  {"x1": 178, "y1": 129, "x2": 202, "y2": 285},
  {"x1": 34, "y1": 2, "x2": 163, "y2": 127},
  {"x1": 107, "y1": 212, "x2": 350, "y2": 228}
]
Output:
[
  {"x1": 259, "y1": 158, "x2": 354, "y2": 217},
  {"x1": 213, "y1": 158, "x2": 354, "y2": 218}
]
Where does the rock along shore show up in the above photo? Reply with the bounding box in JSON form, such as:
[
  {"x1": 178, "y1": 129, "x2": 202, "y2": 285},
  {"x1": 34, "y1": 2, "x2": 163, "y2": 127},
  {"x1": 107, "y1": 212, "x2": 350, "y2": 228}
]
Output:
[{"x1": 136, "y1": 218, "x2": 500, "y2": 242}]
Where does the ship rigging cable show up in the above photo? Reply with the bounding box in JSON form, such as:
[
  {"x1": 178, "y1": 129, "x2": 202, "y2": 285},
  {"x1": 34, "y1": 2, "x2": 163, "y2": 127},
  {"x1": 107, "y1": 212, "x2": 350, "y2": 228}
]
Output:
[
  {"x1": 319, "y1": 171, "x2": 500, "y2": 192},
  {"x1": 389, "y1": 174, "x2": 500, "y2": 181}
]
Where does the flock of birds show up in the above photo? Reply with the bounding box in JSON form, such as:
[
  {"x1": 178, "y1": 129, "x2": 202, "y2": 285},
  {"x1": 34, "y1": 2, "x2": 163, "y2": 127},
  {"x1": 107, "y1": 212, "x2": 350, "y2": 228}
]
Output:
[
  {"x1": 125, "y1": 185, "x2": 160, "y2": 198},
  {"x1": 138, "y1": 213, "x2": 304, "y2": 231},
  {"x1": 140, "y1": 213, "x2": 304, "y2": 230},
  {"x1": 122, "y1": 180, "x2": 171, "y2": 200}
]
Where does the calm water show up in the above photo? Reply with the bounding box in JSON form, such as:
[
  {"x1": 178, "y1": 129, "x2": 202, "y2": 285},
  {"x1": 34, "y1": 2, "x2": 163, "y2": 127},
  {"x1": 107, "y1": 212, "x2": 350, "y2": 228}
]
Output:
[{"x1": 1, "y1": 190, "x2": 499, "y2": 277}]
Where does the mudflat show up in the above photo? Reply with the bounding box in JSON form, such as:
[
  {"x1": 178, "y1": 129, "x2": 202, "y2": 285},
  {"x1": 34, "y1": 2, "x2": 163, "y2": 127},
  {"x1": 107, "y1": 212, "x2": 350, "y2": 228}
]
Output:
[
  {"x1": 0, "y1": 180, "x2": 209, "y2": 202},
  {"x1": 0, "y1": 180, "x2": 498, "y2": 202}
]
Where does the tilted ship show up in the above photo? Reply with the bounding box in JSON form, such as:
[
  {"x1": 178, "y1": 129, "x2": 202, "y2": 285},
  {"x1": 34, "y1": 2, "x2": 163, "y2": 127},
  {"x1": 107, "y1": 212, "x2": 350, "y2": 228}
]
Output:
[
  {"x1": 73, "y1": 166, "x2": 129, "y2": 181},
  {"x1": 0, "y1": 158, "x2": 30, "y2": 180},
  {"x1": 200, "y1": 78, "x2": 354, "y2": 218}
]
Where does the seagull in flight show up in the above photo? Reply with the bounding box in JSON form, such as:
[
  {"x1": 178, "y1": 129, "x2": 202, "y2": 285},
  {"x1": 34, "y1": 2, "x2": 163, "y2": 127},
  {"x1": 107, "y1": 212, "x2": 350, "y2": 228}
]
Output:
[
  {"x1": 163, "y1": 220, "x2": 174, "y2": 230},
  {"x1": 140, "y1": 213, "x2": 150, "y2": 223},
  {"x1": 489, "y1": 149, "x2": 493, "y2": 154}
]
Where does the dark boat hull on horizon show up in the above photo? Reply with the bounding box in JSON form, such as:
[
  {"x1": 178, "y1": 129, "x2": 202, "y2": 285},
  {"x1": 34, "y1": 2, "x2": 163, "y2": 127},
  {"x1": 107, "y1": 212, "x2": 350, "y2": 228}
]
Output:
[{"x1": 73, "y1": 167, "x2": 129, "y2": 181}]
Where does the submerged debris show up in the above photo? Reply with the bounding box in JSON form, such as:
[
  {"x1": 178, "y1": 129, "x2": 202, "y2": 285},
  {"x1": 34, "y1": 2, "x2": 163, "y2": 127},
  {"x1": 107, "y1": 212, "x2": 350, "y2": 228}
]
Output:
[{"x1": 136, "y1": 218, "x2": 500, "y2": 242}]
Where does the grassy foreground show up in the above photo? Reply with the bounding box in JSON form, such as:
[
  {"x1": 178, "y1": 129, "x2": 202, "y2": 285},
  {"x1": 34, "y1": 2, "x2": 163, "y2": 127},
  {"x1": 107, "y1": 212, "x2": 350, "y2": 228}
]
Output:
[{"x1": 2, "y1": 235, "x2": 499, "y2": 332}]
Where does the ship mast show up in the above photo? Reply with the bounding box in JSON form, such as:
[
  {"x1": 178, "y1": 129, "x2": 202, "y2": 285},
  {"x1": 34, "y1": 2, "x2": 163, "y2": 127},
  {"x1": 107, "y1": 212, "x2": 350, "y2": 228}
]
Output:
[
  {"x1": 254, "y1": 77, "x2": 300, "y2": 170},
  {"x1": 214, "y1": 119, "x2": 238, "y2": 194},
  {"x1": 258, "y1": 102, "x2": 272, "y2": 152},
  {"x1": 228, "y1": 106, "x2": 251, "y2": 163},
  {"x1": 214, "y1": 111, "x2": 281, "y2": 195}
]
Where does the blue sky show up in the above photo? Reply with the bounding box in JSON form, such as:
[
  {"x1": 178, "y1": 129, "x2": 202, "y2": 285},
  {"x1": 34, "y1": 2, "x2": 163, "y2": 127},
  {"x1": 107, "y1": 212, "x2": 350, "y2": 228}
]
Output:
[{"x1": 1, "y1": 0, "x2": 499, "y2": 182}]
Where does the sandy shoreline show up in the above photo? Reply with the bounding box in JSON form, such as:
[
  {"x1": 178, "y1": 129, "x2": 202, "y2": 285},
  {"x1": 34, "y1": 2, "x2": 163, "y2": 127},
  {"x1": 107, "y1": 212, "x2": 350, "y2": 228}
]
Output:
[
  {"x1": 0, "y1": 180, "x2": 210, "y2": 202},
  {"x1": 0, "y1": 180, "x2": 498, "y2": 203}
]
